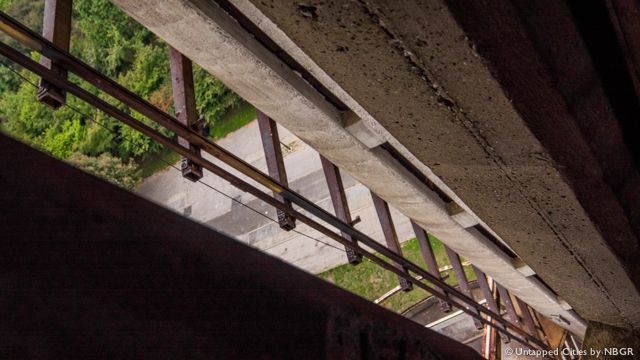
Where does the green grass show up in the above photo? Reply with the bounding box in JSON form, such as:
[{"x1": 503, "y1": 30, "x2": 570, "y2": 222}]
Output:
[
  {"x1": 137, "y1": 147, "x2": 180, "y2": 179},
  {"x1": 319, "y1": 235, "x2": 476, "y2": 314},
  {"x1": 209, "y1": 101, "x2": 256, "y2": 140}
]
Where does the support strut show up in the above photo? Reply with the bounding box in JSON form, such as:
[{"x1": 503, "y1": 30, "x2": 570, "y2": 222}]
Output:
[
  {"x1": 371, "y1": 192, "x2": 412, "y2": 291},
  {"x1": 320, "y1": 155, "x2": 362, "y2": 264},
  {"x1": 412, "y1": 222, "x2": 451, "y2": 312},
  {"x1": 37, "y1": 0, "x2": 72, "y2": 109},
  {"x1": 169, "y1": 46, "x2": 203, "y2": 182},
  {"x1": 257, "y1": 110, "x2": 296, "y2": 230}
]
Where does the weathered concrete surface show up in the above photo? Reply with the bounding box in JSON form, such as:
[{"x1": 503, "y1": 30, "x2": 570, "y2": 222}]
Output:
[
  {"x1": 111, "y1": 0, "x2": 587, "y2": 335},
  {"x1": 0, "y1": 133, "x2": 484, "y2": 360},
  {"x1": 137, "y1": 121, "x2": 416, "y2": 274},
  {"x1": 215, "y1": 0, "x2": 640, "y2": 330},
  {"x1": 581, "y1": 322, "x2": 640, "y2": 359}
]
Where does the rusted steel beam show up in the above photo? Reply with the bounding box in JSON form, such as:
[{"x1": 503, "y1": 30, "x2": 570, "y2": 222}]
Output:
[
  {"x1": 473, "y1": 266, "x2": 499, "y2": 314},
  {"x1": 37, "y1": 0, "x2": 72, "y2": 109},
  {"x1": 517, "y1": 297, "x2": 541, "y2": 338},
  {"x1": 257, "y1": 110, "x2": 296, "y2": 230},
  {"x1": 493, "y1": 279, "x2": 513, "y2": 345},
  {"x1": 0, "y1": 20, "x2": 551, "y2": 350},
  {"x1": 411, "y1": 221, "x2": 451, "y2": 311},
  {"x1": 482, "y1": 317, "x2": 500, "y2": 360},
  {"x1": 320, "y1": 155, "x2": 362, "y2": 264},
  {"x1": 371, "y1": 192, "x2": 412, "y2": 291},
  {"x1": 489, "y1": 321, "x2": 499, "y2": 360},
  {"x1": 530, "y1": 308, "x2": 551, "y2": 347},
  {"x1": 473, "y1": 265, "x2": 509, "y2": 342},
  {"x1": 497, "y1": 283, "x2": 521, "y2": 328},
  {"x1": 445, "y1": 246, "x2": 482, "y2": 329},
  {"x1": 169, "y1": 46, "x2": 203, "y2": 182}
]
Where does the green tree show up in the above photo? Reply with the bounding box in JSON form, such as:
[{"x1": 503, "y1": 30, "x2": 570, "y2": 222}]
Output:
[
  {"x1": 0, "y1": 0, "x2": 244, "y2": 180},
  {"x1": 194, "y1": 65, "x2": 241, "y2": 127},
  {"x1": 72, "y1": 0, "x2": 153, "y2": 76}
]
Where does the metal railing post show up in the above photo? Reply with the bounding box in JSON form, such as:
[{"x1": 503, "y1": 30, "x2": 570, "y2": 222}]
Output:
[
  {"x1": 445, "y1": 245, "x2": 483, "y2": 329},
  {"x1": 412, "y1": 222, "x2": 451, "y2": 311},
  {"x1": 257, "y1": 110, "x2": 296, "y2": 230},
  {"x1": 320, "y1": 155, "x2": 362, "y2": 264},
  {"x1": 169, "y1": 46, "x2": 204, "y2": 182},
  {"x1": 371, "y1": 192, "x2": 412, "y2": 291},
  {"x1": 37, "y1": 0, "x2": 72, "y2": 109}
]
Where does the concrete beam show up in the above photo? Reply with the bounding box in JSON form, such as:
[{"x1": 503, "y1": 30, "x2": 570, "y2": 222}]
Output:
[
  {"x1": 447, "y1": 202, "x2": 480, "y2": 229},
  {"x1": 111, "y1": 0, "x2": 586, "y2": 335},
  {"x1": 342, "y1": 110, "x2": 385, "y2": 149},
  {"x1": 512, "y1": 258, "x2": 536, "y2": 278}
]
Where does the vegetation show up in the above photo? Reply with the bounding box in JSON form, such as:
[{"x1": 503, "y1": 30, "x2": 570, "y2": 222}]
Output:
[
  {"x1": 0, "y1": 0, "x2": 251, "y2": 187},
  {"x1": 68, "y1": 152, "x2": 139, "y2": 190},
  {"x1": 320, "y1": 236, "x2": 476, "y2": 313},
  {"x1": 209, "y1": 101, "x2": 256, "y2": 140}
]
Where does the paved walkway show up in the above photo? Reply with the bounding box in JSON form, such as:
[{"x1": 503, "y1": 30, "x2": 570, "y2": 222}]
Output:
[{"x1": 137, "y1": 120, "x2": 415, "y2": 274}]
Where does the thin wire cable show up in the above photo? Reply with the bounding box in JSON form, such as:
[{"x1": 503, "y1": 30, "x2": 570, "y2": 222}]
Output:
[
  {"x1": 3, "y1": 62, "x2": 38, "y2": 87},
  {"x1": 64, "y1": 101, "x2": 346, "y2": 253},
  {"x1": 2, "y1": 63, "x2": 345, "y2": 253},
  {"x1": 155, "y1": 156, "x2": 345, "y2": 253}
]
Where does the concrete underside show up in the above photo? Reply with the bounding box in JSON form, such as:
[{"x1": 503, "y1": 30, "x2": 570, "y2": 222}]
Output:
[
  {"x1": 111, "y1": 0, "x2": 640, "y2": 333},
  {"x1": 581, "y1": 321, "x2": 640, "y2": 359}
]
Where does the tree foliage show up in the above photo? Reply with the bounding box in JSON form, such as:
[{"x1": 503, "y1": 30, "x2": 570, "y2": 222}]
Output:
[
  {"x1": 68, "y1": 152, "x2": 140, "y2": 190},
  {"x1": 0, "y1": 0, "x2": 241, "y2": 187}
]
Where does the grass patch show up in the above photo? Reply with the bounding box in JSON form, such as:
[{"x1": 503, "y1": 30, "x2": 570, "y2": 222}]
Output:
[
  {"x1": 137, "y1": 147, "x2": 180, "y2": 179},
  {"x1": 319, "y1": 235, "x2": 476, "y2": 313},
  {"x1": 209, "y1": 101, "x2": 256, "y2": 140}
]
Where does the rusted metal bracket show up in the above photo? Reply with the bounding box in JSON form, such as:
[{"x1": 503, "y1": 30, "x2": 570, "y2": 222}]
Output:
[
  {"x1": 320, "y1": 155, "x2": 362, "y2": 264},
  {"x1": 445, "y1": 245, "x2": 483, "y2": 329},
  {"x1": 37, "y1": 0, "x2": 72, "y2": 109},
  {"x1": 169, "y1": 46, "x2": 203, "y2": 182},
  {"x1": 411, "y1": 221, "x2": 451, "y2": 311},
  {"x1": 257, "y1": 110, "x2": 295, "y2": 230},
  {"x1": 517, "y1": 297, "x2": 540, "y2": 338},
  {"x1": 497, "y1": 283, "x2": 521, "y2": 327},
  {"x1": 371, "y1": 192, "x2": 412, "y2": 291}
]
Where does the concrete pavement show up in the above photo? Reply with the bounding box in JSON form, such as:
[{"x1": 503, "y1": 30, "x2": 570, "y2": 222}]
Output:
[{"x1": 137, "y1": 120, "x2": 416, "y2": 274}]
